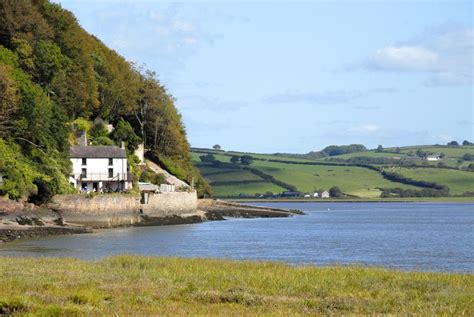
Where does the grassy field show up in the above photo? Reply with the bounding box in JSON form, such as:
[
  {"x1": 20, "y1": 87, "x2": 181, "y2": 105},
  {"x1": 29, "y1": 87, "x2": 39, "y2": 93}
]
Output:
[
  {"x1": 0, "y1": 256, "x2": 472, "y2": 316},
  {"x1": 396, "y1": 167, "x2": 474, "y2": 195},
  {"x1": 251, "y1": 160, "x2": 418, "y2": 195},
  {"x1": 192, "y1": 147, "x2": 474, "y2": 198}
]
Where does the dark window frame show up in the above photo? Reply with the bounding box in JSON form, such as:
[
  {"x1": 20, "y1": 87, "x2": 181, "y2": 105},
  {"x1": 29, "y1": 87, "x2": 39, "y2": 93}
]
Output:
[
  {"x1": 108, "y1": 158, "x2": 113, "y2": 166},
  {"x1": 82, "y1": 158, "x2": 87, "y2": 166},
  {"x1": 108, "y1": 168, "x2": 114, "y2": 178}
]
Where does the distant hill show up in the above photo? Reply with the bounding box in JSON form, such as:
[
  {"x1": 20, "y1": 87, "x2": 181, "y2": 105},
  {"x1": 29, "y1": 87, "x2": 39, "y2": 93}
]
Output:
[
  {"x1": 0, "y1": 1, "x2": 210, "y2": 201},
  {"x1": 191, "y1": 144, "x2": 474, "y2": 198}
]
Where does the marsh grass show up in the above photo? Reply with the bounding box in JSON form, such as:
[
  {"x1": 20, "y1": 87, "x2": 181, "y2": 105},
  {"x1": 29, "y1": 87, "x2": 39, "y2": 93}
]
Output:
[{"x1": 0, "y1": 256, "x2": 472, "y2": 315}]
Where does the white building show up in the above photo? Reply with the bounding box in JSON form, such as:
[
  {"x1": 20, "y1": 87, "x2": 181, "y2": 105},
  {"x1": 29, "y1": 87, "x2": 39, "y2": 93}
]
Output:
[
  {"x1": 426, "y1": 154, "x2": 441, "y2": 161},
  {"x1": 69, "y1": 145, "x2": 132, "y2": 192},
  {"x1": 321, "y1": 190, "x2": 330, "y2": 198},
  {"x1": 313, "y1": 192, "x2": 319, "y2": 198}
]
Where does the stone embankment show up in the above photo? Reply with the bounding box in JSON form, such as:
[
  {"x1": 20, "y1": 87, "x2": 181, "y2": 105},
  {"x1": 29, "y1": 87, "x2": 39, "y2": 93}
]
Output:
[
  {"x1": 1, "y1": 195, "x2": 303, "y2": 243},
  {"x1": 198, "y1": 199, "x2": 304, "y2": 220}
]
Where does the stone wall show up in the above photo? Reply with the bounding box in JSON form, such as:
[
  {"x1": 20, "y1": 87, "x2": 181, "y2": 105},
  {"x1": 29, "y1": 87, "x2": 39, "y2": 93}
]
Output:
[
  {"x1": 141, "y1": 191, "x2": 198, "y2": 217},
  {"x1": 50, "y1": 191, "x2": 198, "y2": 228},
  {"x1": 50, "y1": 194, "x2": 141, "y2": 228}
]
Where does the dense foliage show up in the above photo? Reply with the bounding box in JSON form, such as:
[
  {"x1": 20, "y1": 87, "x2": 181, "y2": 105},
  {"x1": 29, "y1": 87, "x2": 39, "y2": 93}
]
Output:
[{"x1": 0, "y1": 0, "x2": 210, "y2": 200}]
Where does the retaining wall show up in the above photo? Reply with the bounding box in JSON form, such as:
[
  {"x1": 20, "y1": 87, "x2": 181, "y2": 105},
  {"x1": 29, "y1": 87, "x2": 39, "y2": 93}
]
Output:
[
  {"x1": 50, "y1": 192, "x2": 198, "y2": 228},
  {"x1": 50, "y1": 194, "x2": 141, "y2": 228},
  {"x1": 142, "y1": 191, "x2": 198, "y2": 217}
]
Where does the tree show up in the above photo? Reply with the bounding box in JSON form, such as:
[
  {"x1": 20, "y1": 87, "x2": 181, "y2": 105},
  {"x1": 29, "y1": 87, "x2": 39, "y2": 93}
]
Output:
[
  {"x1": 395, "y1": 147, "x2": 401, "y2": 153},
  {"x1": 111, "y1": 118, "x2": 141, "y2": 152},
  {"x1": 463, "y1": 140, "x2": 472, "y2": 146},
  {"x1": 230, "y1": 155, "x2": 240, "y2": 164},
  {"x1": 439, "y1": 152, "x2": 446, "y2": 159},
  {"x1": 199, "y1": 153, "x2": 216, "y2": 163},
  {"x1": 463, "y1": 153, "x2": 473, "y2": 161},
  {"x1": 467, "y1": 163, "x2": 474, "y2": 171},
  {"x1": 376, "y1": 144, "x2": 384, "y2": 152},
  {"x1": 212, "y1": 144, "x2": 221, "y2": 150},
  {"x1": 447, "y1": 141, "x2": 459, "y2": 147},
  {"x1": 240, "y1": 155, "x2": 254, "y2": 165},
  {"x1": 416, "y1": 149, "x2": 427, "y2": 159},
  {"x1": 0, "y1": 64, "x2": 18, "y2": 137},
  {"x1": 329, "y1": 186, "x2": 344, "y2": 198}
]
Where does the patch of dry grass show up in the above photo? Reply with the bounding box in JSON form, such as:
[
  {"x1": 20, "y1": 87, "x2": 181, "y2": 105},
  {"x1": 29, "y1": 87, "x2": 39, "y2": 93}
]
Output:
[{"x1": 0, "y1": 256, "x2": 472, "y2": 316}]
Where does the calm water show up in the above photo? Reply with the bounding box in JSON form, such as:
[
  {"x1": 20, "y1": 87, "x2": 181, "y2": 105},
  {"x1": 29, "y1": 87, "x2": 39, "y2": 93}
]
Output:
[{"x1": 1, "y1": 203, "x2": 473, "y2": 273}]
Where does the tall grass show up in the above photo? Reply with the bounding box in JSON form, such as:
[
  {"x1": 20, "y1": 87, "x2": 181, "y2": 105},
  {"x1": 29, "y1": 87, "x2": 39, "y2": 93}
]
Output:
[{"x1": 0, "y1": 256, "x2": 472, "y2": 315}]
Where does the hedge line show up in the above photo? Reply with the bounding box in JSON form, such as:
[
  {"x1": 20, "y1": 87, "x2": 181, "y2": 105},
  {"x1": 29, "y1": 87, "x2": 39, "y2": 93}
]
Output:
[{"x1": 243, "y1": 167, "x2": 297, "y2": 191}]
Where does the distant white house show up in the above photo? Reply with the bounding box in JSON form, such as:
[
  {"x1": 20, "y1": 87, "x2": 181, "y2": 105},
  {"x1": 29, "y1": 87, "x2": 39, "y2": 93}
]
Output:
[
  {"x1": 304, "y1": 194, "x2": 311, "y2": 198},
  {"x1": 321, "y1": 190, "x2": 330, "y2": 198},
  {"x1": 69, "y1": 145, "x2": 132, "y2": 192},
  {"x1": 313, "y1": 192, "x2": 319, "y2": 198},
  {"x1": 426, "y1": 154, "x2": 442, "y2": 161}
]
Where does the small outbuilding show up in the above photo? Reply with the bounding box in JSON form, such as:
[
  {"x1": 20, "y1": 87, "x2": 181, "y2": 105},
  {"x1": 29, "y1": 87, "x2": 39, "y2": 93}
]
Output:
[{"x1": 321, "y1": 191, "x2": 330, "y2": 198}]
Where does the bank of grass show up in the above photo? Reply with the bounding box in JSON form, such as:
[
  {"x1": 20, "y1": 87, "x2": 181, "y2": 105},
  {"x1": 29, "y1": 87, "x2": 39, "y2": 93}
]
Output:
[{"x1": 0, "y1": 256, "x2": 472, "y2": 316}]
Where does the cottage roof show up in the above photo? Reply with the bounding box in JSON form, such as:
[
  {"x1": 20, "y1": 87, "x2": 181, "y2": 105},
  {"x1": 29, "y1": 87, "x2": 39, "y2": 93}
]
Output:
[{"x1": 70, "y1": 146, "x2": 127, "y2": 158}]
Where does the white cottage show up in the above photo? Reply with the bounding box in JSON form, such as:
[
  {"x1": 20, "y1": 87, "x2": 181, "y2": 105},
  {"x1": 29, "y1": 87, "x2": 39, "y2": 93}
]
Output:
[{"x1": 69, "y1": 145, "x2": 131, "y2": 192}]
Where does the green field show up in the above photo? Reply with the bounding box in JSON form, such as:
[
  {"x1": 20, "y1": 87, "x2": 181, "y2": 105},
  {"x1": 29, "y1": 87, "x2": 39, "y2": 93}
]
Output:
[
  {"x1": 394, "y1": 145, "x2": 474, "y2": 158},
  {"x1": 251, "y1": 160, "x2": 417, "y2": 196},
  {"x1": 192, "y1": 146, "x2": 474, "y2": 198},
  {"x1": 0, "y1": 256, "x2": 472, "y2": 316},
  {"x1": 396, "y1": 167, "x2": 474, "y2": 195}
]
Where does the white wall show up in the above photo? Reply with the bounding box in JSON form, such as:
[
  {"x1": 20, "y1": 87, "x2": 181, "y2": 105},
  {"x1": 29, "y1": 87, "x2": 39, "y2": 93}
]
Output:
[{"x1": 71, "y1": 158, "x2": 128, "y2": 191}]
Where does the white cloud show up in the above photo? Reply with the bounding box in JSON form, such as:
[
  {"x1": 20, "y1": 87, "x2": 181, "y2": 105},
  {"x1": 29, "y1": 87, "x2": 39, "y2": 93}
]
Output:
[
  {"x1": 371, "y1": 46, "x2": 438, "y2": 71},
  {"x1": 362, "y1": 26, "x2": 474, "y2": 86},
  {"x1": 350, "y1": 124, "x2": 381, "y2": 134}
]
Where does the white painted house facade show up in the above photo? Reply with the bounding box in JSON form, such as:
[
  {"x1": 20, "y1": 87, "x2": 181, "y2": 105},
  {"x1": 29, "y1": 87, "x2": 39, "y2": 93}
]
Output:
[{"x1": 69, "y1": 145, "x2": 131, "y2": 192}]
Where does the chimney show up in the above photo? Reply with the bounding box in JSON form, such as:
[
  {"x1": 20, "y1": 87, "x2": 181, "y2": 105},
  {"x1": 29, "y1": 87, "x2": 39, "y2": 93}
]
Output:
[{"x1": 121, "y1": 141, "x2": 125, "y2": 149}]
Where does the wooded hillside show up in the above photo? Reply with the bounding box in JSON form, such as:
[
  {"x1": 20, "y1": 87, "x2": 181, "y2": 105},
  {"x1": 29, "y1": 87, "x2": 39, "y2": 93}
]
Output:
[{"x1": 0, "y1": 0, "x2": 211, "y2": 200}]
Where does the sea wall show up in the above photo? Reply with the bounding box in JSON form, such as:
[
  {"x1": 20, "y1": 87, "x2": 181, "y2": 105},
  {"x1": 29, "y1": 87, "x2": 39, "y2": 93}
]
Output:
[
  {"x1": 141, "y1": 191, "x2": 198, "y2": 217},
  {"x1": 49, "y1": 192, "x2": 198, "y2": 228},
  {"x1": 49, "y1": 195, "x2": 141, "y2": 228}
]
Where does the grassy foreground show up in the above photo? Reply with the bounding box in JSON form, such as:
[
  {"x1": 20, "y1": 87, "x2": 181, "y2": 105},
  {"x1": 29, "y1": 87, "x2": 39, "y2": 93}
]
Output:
[{"x1": 0, "y1": 256, "x2": 472, "y2": 316}]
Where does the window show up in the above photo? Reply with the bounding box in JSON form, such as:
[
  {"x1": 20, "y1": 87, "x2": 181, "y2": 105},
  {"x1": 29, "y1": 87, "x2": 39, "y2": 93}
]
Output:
[
  {"x1": 108, "y1": 168, "x2": 114, "y2": 178},
  {"x1": 81, "y1": 168, "x2": 87, "y2": 178},
  {"x1": 108, "y1": 158, "x2": 113, "y2": 166},
  {"x1": 82, "y1": 158, "x2": 87, "y2": 165}
]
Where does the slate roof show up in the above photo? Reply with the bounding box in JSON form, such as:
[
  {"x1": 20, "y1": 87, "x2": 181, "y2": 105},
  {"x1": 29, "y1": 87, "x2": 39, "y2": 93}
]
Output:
[{"x1": 70, "y1": 146, "x2": 127, "y2": 158}]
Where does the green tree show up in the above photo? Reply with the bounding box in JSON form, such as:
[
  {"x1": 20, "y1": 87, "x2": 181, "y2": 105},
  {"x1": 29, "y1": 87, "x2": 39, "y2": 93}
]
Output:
[
  {"x1": 376, "y1": 145, "x2": 384, "y2": 152},
  {"x1": 329, "y1": 186, "x2": 344, "y2": 198},
  {"x1": 111, "y1": 118, "x2": 141, "y2": 152},
  {"x1": 240, "y1": 155, "x2": 254, "y2": 165},
  {"x1": 230, "y1": 155, "x2": 240, "y2": 164},
  {"x1": 212, "y1": 144, "x2": 221, "y2": 150}
]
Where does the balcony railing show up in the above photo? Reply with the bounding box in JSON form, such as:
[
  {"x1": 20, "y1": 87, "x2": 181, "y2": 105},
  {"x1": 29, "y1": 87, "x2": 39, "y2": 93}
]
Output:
[{"x1": 76, "y1": 173, "x2": 128, "y2": 182}]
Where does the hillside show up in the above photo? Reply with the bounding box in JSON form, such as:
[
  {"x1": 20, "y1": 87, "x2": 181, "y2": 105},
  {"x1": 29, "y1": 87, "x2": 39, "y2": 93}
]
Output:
[
  {"x1": 0, "y1": 1, "x2": 210, "y2": 201},
  {"x1": 192, "y1": 144, "x2": 474, "y2": 198}
]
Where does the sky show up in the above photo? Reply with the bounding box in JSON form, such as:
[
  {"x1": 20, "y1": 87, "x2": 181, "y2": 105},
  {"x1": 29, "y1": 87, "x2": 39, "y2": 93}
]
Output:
[{"x1": 57, "y1": 0, "x2": 473, "y2": 153}]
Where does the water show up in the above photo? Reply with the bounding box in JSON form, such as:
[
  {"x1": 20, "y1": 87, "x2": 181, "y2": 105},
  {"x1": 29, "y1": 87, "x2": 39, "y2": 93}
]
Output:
[{"x1": 1, "y1": 203, "x2": 473, "y2": 273}]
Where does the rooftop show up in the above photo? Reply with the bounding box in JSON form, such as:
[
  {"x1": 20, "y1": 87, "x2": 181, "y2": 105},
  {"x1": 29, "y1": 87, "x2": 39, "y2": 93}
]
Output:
[{"x1": 70, "y1": 146, "x2": 127, "y2": 159}]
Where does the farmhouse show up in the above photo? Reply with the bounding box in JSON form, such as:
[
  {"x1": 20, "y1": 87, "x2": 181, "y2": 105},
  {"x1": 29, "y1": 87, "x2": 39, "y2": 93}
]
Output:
[
  {"x1": 426, "y1": 154, "x2": 442, "y2": 161},
  {"x1": 321, "y1": 190, "x2": 330, "y2": 198},
  {"x1": 69, "y1": 144, "x2": 132, "y2": 193}
]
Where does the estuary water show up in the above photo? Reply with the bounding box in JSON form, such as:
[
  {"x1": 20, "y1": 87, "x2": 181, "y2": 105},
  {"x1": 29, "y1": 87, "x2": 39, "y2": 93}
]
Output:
[{"x1": 1, "y1": 202, "x2": 473, "y2": 273}]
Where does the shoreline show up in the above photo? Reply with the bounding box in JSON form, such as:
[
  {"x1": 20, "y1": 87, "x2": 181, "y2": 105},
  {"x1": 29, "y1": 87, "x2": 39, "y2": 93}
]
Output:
[
  {"x1": 227, "y1": 197, "x2": 474, "y2": 203},
  {"x1": 0, "y1": 199, "x2": 301, "y2": 243}
]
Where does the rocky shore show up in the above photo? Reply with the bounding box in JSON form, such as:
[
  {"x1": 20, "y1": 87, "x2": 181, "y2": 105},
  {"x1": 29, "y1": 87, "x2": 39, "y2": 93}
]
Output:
[
  {"x1": 198, "y1": 199, "x2": 304, "y2": 220},
  {"x1": 0, "y1": 198, "x2": 302, "y2": 243},
  {"x1": 0, "y1": 199, "x2": 92, "y2": 243}
]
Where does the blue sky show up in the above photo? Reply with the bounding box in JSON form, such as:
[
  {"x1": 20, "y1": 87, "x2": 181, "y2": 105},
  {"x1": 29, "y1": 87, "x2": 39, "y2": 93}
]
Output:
[{"x1": 58, "y1": 0, "x2": 473, "y2": 153}]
